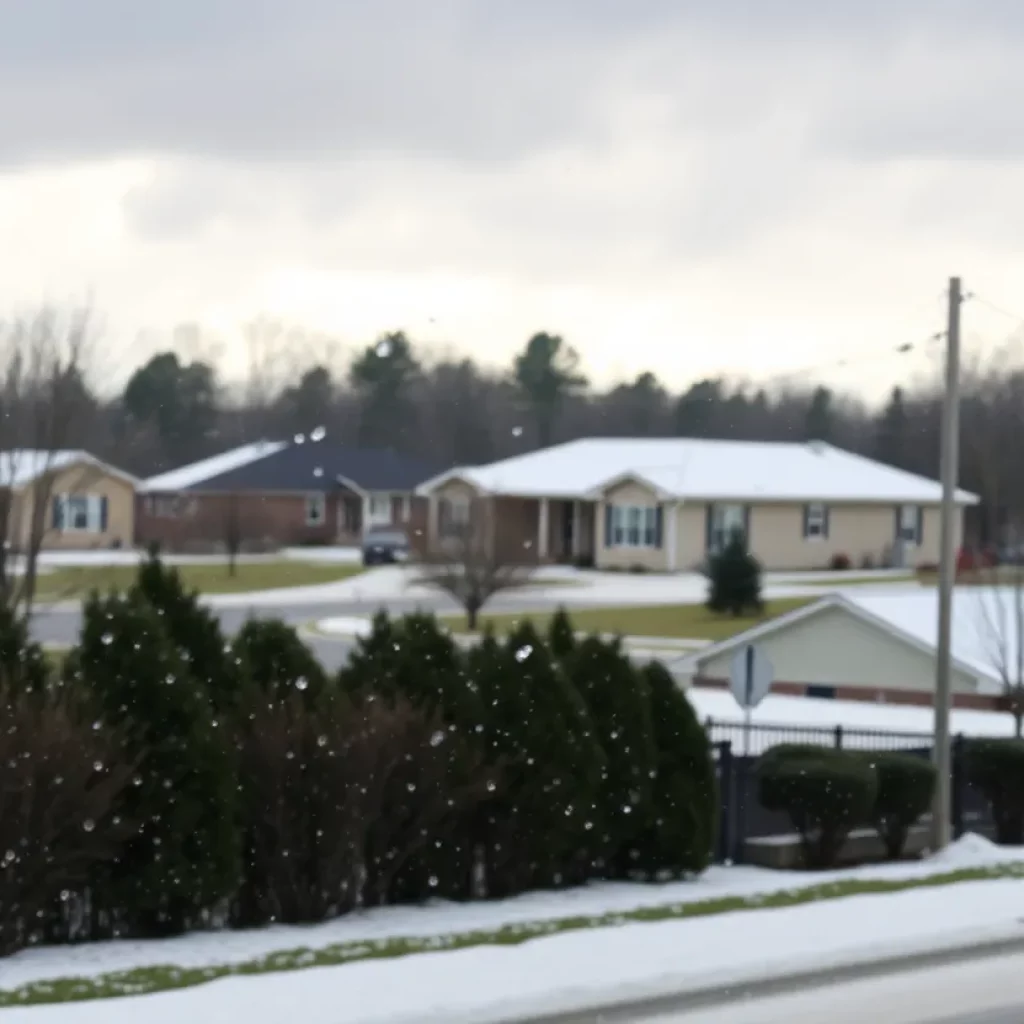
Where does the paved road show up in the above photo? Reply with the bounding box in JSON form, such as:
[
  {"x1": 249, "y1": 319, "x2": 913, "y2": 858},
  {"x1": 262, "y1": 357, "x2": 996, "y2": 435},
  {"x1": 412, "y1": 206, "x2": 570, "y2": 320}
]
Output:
[{"x1": 651, "y1": 950, "x2": 1024, "y2": 1024}]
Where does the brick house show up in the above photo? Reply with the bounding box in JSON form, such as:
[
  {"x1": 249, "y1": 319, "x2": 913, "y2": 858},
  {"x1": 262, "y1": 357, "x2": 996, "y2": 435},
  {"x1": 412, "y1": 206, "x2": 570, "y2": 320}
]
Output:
[{"x1": 137, "y1": 440, "x2": 443, "y2": 553}]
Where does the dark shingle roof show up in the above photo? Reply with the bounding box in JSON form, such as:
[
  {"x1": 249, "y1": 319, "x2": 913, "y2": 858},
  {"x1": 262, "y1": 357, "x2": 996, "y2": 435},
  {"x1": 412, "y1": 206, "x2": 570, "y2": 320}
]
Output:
[{"x1": 183, "y1": 442, "x2": 446, "y2": 494}]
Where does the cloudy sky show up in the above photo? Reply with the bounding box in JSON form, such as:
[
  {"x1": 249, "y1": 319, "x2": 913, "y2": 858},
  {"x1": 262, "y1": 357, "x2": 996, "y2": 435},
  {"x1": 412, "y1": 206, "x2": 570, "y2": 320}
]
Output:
[{"x1": 2, "y1": 0, "x2": 1023, "y2": 397}]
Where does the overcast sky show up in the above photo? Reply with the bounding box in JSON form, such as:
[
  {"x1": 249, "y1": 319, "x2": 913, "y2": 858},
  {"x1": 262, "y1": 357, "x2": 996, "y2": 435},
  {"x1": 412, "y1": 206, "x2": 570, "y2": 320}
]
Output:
[{"x1": 2, "y1": 0, "x2": 1023, "y2": 397}]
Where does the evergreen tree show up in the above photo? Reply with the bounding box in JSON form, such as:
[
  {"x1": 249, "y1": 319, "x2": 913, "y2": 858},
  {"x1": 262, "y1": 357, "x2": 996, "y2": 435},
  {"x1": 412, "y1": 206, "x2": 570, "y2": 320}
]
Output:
[
  {"x1": 706, "y1": 533, "x2": 763, "y2": 616},
  {"x1": 547, "y1": 607, "x2": 577, "y2": 662},
  {"x1": 470, "y1": 621, "x2": 604, "y2": 895},
  {"x1": 0, "y1": 603, "x2": 50, "y2": 694},
  {"x1": 71, "y1": 592, "x2": 238, "y2": 936},
  {"x1": 632, "y1": 661, "x2": 717, "y2": 877},
  {"x1": 562, "y1": 635, "x2": 657, "y2": 878},
  {"x1": 804, "y1": 385, "x2": 834, "y2": 443},
  {"x1": 875, "y1": 385, "x2": 909, "y2": 469},
  {"x1": 132, "y1": 551, "x2": 241, "y2": 713},
  {"x1": 232, "y1": 617, "x2": 328, "y2": 706}
]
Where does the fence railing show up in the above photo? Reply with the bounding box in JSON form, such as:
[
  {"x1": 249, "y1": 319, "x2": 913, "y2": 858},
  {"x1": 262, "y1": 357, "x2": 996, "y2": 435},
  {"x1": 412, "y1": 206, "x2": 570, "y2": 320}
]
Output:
[{"x1": 703, "y1": 716, "x2": 934, "y2": 755}]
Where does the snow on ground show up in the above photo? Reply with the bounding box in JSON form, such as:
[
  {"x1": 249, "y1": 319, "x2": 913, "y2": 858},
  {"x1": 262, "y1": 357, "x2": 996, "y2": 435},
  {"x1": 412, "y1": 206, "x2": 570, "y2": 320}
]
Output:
[
  {"x1": 28, "y1": 547, "x2": 363, "y2": 569},
  {"x1": 3, "y1": 835, "x2": 1021, "y2": 993},
  {"x1": 2, "y1": 837, "x2": 1022, "y2": 1024},
  {"x1": 685, "y1": 686, "x2": 1016, "y2": 747}
]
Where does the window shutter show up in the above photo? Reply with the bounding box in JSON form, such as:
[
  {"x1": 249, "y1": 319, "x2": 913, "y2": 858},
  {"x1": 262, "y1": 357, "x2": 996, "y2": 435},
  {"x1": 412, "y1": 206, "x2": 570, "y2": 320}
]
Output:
[
  {"x1": 916, "y1": 506, "x2": 924, "y2": 545},
  {"x1": 705, "y1": 504, "x2": 714, "y2": 552},
  {"x1": 802, "y1": 505, "x2": 810, "y2": 539},
  {"x1": 655, "y1": 505, "x2": 664, "y2": 548},
  {"x1": 742, "y1": 505, "x2": 751, "y2": 542},
  {"x1": 894, "y1": 505, "x2": 901, "y2": 540},
  {"x1": 52, "y1": 496, "x2": 63, "y2": 530},
  {"x1": 823, "y1": 505, "x2": 831, "y2": 539},
  {"x1": 604, "y1": 503, "x2": 613, "y2": 547}
]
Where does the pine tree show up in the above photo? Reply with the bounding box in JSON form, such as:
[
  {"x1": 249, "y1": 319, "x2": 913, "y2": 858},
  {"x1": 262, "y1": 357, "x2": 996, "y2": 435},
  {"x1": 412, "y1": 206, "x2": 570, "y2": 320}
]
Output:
[
  {"x1": 547, "y1": 607, "x2": 577, "y2": 662},
  {"x1": 132, "y1": 551, "x2": 241, "y2": 713},
  {"x1": 632, "y1": 661, "x2": 717, "y2": 877},
  {"x1": 470, "y1": 621, "x2": 604, "y2": 895},
  {"x1": 562, "y1": 635, "x2": 657, "y2": 878},
  {"x1": 232, "y1": 617, "x2": 328, "y2": 705},
  {"x1": 71, "y1": 592, "x2": 238, "y2": 936},
  {"x1": 706, "y1": 533, "x2": 763, "y2": 616}
]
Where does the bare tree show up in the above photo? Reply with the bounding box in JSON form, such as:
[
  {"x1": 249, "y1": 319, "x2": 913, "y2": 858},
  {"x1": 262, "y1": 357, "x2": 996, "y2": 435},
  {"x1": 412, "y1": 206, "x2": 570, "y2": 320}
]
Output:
[
  {"x1": 416, "y1": 498, "x2": 536, "y2": 630},
  {"x1": 977, "y1": 520, "x2": 1024, "y2": 738},
  {"x1": 0, "y1": 306, "x2": 101, "y2": 616}
]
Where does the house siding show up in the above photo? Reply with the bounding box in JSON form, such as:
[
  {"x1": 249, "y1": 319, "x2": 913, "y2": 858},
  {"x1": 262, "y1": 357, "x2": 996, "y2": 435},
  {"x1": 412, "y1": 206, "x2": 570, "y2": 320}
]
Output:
[
  {"x1": 18, "y1": 463, "x2": 135, "y2": 551},
  {"x1": 693, "y1": 604, "x2": 981, "y2": 697}
]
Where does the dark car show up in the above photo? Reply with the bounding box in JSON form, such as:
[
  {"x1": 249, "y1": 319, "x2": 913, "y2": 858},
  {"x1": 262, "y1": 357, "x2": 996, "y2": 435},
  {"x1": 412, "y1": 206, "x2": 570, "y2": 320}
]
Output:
[{"x1": 361, "y1": 527, "x2": 410, "y2": 566}]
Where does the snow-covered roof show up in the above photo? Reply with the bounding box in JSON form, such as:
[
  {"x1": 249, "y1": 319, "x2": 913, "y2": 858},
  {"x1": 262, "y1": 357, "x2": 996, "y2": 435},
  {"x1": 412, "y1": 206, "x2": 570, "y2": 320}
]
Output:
[
  {"x1": 417, "y1": 438, "x2": 979, "y2": 505},
  {"x1": 686, "y1": 587, "x2": 1021, "y2": 694},
  {"x1": 141, "y1": 441, "x2": 286, "y2": 493},
  {"x1": 0, "y1": 449, "x2": 139, "y2": 488}
]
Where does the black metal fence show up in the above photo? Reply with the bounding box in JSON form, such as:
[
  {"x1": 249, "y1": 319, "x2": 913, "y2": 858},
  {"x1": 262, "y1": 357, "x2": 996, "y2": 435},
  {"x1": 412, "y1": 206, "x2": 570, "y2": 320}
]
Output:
[{"x1": 703, "y1": 717, "x2": 994, "y2": 864}]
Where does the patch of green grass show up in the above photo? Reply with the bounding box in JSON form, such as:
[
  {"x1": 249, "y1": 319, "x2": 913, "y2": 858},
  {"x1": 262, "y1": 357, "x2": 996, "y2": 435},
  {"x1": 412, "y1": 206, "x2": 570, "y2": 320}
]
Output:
[
  {"x1": 3, "y1": 862, "x2": 1023, "y2": 1008},
  {"x1": 442, "y1": 597, "x2": 813, "y2": 641},
  {"x1": 33, "y1": 561, "x2": 364, "y2": 601},
  {"x1": 802, "y1": 574, "x2": 915, "y2": 587}
]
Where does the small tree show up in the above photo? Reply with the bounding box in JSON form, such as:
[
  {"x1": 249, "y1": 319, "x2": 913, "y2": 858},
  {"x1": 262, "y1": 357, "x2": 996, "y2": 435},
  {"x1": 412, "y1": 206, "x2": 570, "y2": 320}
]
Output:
[
  {"x1": 547, "y1": 606, "x2": 577, "y2": 662},
  {"x1": 233, "y1": 617, "x2": 328, "y2": 706},
  {"x1": 706, "y1": 531, "x2": 763, "y2": 617},
  {"x1": 417, "y1": 498, "x2": 535, "y2": 630}
]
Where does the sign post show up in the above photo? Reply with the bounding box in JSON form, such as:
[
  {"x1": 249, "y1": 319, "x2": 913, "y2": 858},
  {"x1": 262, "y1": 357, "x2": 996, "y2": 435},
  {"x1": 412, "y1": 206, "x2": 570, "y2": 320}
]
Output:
[{"x1": 729, "y1": 644, "x2": 774, "y2": 757}]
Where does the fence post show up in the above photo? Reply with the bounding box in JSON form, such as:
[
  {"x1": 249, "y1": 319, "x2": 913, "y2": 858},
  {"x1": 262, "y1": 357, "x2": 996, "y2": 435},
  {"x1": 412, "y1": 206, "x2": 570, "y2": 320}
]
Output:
[
  {"x1": 716, "y1": 740, "x2": 734, "y2": 864},
  {"x1": 951, "y1": 733, "x2": 965, "y2": 839},
  {"x1": 833, "y1": 724, "x2": 844, "y2": 749}
]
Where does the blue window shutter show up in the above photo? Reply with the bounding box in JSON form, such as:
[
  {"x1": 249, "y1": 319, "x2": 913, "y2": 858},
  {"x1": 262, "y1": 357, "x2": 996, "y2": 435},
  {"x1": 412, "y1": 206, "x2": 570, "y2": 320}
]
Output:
[
  {"x1": 655, "y1": 505, "x2": 664, "y2": 548},
  {"x1": 604, "y1": 503, "x2": 613, "y2": 547},
  {"x1": 52, "y1": 496, "x2": 62, "y2": 530},
  {"x1": 802, "y1": 505, "x2": 810, "y2": 538},
  {"x1": 916, "y1": 506, "x2": 924, "y2": 545},
  {"x1": 100, "y1": 496, "x2": 109, "y2": 531},
  {"x1": 894, "y1": 505, "x2": 901, "y2": 540},
  {"x1": 705, "y1": 504, "x2": 714, "y2": 552},
  {"x1": 823, "y1": 505, "x2": 831, "y2": 539}
]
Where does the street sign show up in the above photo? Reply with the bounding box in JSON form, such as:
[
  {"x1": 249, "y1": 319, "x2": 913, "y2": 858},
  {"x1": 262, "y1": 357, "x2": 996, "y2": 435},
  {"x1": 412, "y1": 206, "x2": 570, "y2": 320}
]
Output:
[{"x1": 729, "y1": 645, "x2": 774, "y2": 756}]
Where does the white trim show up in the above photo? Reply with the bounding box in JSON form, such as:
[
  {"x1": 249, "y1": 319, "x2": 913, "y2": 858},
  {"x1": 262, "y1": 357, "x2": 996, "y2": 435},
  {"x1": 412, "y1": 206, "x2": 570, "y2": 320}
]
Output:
[
  {"x1": 538, "y1": 497, "x2": 549, "y2": 559},
  {"x1": 667, "y1": 501, "x2": 678, "y2": 571},
  {"x1": 305, "y1": 492, "x2": 327, "y2": 526},
  {"x1": 586, "y1": 470, "x2": 674, "y2": 502},
  {"x1": 674, "y1": 593, "x2": 990, "y2": 684},
  {"x1": 414, "y1": 466, "x2": 488, "y2": 497},
  {"x1": 335, "y1": 473, "x2": 368, "y2": 498}
]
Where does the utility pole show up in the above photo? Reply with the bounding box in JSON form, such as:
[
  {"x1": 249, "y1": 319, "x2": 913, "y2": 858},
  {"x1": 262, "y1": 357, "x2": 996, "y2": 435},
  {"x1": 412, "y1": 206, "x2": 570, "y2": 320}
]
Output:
[{"x1": 932, "y1": 276, "x2": 962, "y2": 851}]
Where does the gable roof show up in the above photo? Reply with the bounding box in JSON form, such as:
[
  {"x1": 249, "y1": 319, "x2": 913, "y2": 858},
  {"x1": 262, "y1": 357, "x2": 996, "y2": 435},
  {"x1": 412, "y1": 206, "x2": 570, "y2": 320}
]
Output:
[
  {"x1": 681, "y1": 588, "x2": 1015, "y2": 693},
  {"x1": 416, "y1": 437, "x2": 979, "y2": 505},
  {"x1": 144, "y1": 440, "x2": 444, "y2": 495},
  {"x1": 0, "y1": 449, "x2": 139, "y2": 489}
]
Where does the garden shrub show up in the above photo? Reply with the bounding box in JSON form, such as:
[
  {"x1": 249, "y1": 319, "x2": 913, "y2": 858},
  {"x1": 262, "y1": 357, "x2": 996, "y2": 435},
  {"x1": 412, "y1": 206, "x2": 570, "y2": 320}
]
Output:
[
  {"x1": 860, "y1": 752, "x2": 936, "y2": 859},
  {"x1": 547, "y1": 607, "x2": 577, "y2": 662},
  {"x1": 71, "y1": 592, "x2": 239, "y2": 936},
  {"x1": 829, "y1": 553, "x2": 852, "y2": 571},
  {"x1": 632, "y1": 661, "x2": 717, "y2": 877},
  {"x1": 0, "y1": 682, "x2": 135, "y2": 956},
  {"x1": 232, "y1": 617, "x2": 328, "y2": 706},
  {"x1": 706, "y1": 533, "x2": 763, "y2": 616},
  {"x1": 964, "y1": 738, "x2": 1024, "y2": 845},
  {"x1": 758, "y1": 746, "x2": 877, "y2": 868}
]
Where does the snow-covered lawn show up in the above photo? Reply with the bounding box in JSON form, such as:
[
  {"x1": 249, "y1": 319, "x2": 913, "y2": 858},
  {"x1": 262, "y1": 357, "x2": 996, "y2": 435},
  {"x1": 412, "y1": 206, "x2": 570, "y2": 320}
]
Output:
[{"x1": 3, "y1": 835, "x2": 1023, "y2": 1022}]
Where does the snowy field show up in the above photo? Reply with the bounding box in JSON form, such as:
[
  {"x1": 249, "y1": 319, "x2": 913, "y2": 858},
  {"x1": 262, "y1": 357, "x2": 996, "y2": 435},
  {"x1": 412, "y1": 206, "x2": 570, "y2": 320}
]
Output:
[{"x1": 2, "y1": 836, "x2": 1022, "y2": 1024}]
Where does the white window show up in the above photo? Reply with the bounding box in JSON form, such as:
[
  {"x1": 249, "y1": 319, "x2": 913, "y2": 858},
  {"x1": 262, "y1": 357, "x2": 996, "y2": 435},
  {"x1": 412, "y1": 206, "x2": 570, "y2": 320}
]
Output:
[
  {"x1": 367, "y1": 493, "x2": 392, "y2": 525},
  {"x1": 898, "y1": 504, "x2": 921, "y2": 545},
  {"x1": 609, "y1": 505, "x2": 659, "y2": 548},
  {"x1": 804, "y1": 503, "x2": 828, "y2": 540},
  {"x1": 305, "y1": 492, "x2": 326, "y2": 526},
  {"x1": 439, "y1": 497, "x2": 471, "y2": 538},
  {"x1": 54, "y1": 494, "x2": 106, "y2": 533},
  {"x1": 710, "y1": 504, "x2": 746, "y2": 552}
]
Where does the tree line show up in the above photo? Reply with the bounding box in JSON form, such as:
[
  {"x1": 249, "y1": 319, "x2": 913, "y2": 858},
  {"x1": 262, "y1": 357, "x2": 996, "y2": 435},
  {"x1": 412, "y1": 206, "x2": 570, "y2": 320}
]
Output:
[{"x1": 11, "y1": 308, "x2": 1024, "y2": 544}]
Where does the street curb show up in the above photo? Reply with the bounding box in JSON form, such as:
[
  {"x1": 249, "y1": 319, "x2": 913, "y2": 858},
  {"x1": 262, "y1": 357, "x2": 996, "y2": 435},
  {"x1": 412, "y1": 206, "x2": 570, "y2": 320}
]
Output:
[{"x1": 468, "y1": 925, "x2": 1024, "y2": 1023}]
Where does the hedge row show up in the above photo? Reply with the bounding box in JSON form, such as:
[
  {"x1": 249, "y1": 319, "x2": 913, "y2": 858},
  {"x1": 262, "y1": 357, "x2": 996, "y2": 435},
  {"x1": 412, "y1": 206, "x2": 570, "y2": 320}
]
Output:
[{"x1": 0, "y1": 557, "x2": 717, "y2": 958}]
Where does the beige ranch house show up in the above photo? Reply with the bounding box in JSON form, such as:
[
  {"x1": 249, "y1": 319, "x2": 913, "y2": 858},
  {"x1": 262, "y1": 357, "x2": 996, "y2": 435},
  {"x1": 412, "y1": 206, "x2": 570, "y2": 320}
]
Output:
[{"x1": 416, "y1": 437, "x2": 978, "y2": 572}]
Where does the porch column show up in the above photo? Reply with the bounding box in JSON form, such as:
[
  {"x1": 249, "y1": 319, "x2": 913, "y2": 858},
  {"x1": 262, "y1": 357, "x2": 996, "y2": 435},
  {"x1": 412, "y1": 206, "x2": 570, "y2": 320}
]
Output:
[
  {"x1": 361, "y1": 495, "x2": 371, "y2": 537},
  {"x1": 667, "y1": 501, "x2": 678, "y2": 572},
  {"x1": 538, "y1": 497, "x2": 550, "y2": 560},
  {"x1": 427, "y1": 495, "x2": 439, "y2": 544},
  {"x1": 572, "y1": 500, "x2": 582, "y2": 557}
]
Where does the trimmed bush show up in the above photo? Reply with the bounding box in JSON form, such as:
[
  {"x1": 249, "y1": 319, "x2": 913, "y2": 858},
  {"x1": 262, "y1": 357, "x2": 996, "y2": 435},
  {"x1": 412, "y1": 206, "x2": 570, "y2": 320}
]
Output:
[
  {"x1": 861, "y1": 752, "x2": 937, "y2": 859},
  {"x1": 964, "y1": 738, "x2": 1024, "y2": 845},
  {"x1": 562, "y1": 634, "x2": 657, "y2": 877},
  {"x1": 706, "y1": 533, "x2": 763, "y2": 617},
  {"x1": 758, "y1": 747, "x2": 877, "y2": 868},
  {"x1": 632, "y1": 661, "x2": 717, "y2": 877},
  {"x1": 547, "y1": 607, "x2": 577, "y2": 662},
  {"x1": 469, "y1": 621, "x2": 604, "y2": 895},
  {"x1": 829, "y1": 553, "x2": 852, "y2": 571},
  {"x1": 133, "y1": 552, "x2": 241, "y2": 712},
  {"x1": 71, "y1": 592, "x2": 239, "y2": 936},
  {"x1": 232, "y1": 617, "x2": 328, "y2": 705},
  {"x1": 0, "y1": 682, "x2": 135, "y2": 956}
]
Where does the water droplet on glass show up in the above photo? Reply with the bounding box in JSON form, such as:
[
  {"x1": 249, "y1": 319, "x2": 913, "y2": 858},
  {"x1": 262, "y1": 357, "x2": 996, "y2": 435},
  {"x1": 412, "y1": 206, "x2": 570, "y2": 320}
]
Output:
[
  {"x1": 295, "y1": 677, "x2": 309, "y2": 691},
  {"x1": 310, "y1": 426, "x2": 326, "y2": 442},
  {"x1": 317, "y1": 735, "x2": 328, "y2": 748},
  {"x1": 93, "y1": 760, "x2": 103, "y2": 772},
  {"x1": 60, "y1": 889, "x2": 70, "y2": 901},
  {"x1": 294, "y1": 433, "x2": 306, "y2": 444},
  {"x1": 428, "y1": 875, "x2": 439, "y2": 888},
  {"x1": 486, "y1": 780, "x2": 496, "y2": 792},
  {"x1": 101, "y1": 633, "x2": 113, "y2": 646},
  {"x1": 375, "y1": 338, "x2": 392, "y2": 357},
  {"x1": 407, "y1": 782, "x2": 417, "y2": 793},
  {"x1": 313, "y1": 467, "x2": 324, "y2": 478},
  {"x1": 515, "y1": 645, "x2": 533, "y2": 662},
  {"x1": 430, "y1": 730, "x2": 446, "y2": 747},
  {"x1": 584, "y1": 820, "x2": 594, "y2": 831},
  {"x1": 3, "y1": 850, "x2": 15, "y2": 865},
  {"x1": 512, "y1": 426, "x2": 523, "y2": 437},
  {"x1": 82, "y1": 819, "x2": 95, "y2": 833}
]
